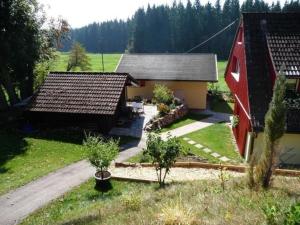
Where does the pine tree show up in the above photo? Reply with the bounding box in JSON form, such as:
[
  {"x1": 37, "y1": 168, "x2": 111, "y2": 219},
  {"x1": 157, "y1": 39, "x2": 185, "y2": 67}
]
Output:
[{"x1": 254, "y1": 71, "x2": 287, "y2": 189}]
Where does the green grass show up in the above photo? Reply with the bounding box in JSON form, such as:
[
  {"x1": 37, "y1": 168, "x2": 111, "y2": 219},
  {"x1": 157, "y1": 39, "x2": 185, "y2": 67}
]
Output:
[
  {"x1": 215, "y1": 60, "x2": 229, "y2": 92},
  {"x1": 181, "y1": 122, "x2": 241, "y2": 163},
  {"x1": 0, "y1": 129, "x2": 87, "y2": 195},
  {"x1": 21, "y1": 177, "x2": 300, "y2": 225},
  {"x1": 51, "y1": 52, "x2": 121, "y2": 72},
  {"x1": 0, "y1": 129, "x2": 137, "y2": 195},
  {"x1": 159, "y1": 113, "x2": 211, "y2": 133},
  {"x1": 128, "y1": 122, "x2": 241, "y2": 164}
]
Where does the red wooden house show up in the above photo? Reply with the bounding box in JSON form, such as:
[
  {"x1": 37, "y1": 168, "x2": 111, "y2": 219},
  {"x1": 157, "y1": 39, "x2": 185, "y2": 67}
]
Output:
[{"x1": 225, "y1": 12, "x2": 300, "y2": 165}]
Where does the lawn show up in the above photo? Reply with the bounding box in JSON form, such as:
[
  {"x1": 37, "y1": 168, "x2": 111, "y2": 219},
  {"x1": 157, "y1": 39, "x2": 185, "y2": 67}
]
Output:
[
  {"x1": 181, "y1": 122, "x2": 241, "y2": 162},
  {"x1": 215, "y1": 60, "x2": 229, "y2": 92},
  {"x1": 21, "y1": 177, "x2": 300, "y2": 225},
  {"x1": 159, "y1": 113, "x2": 211, "y2": 133},
  {"x1": 0, "y1": 128, "x2": 137, "y2": 195},
  {"x1": 51, "y1": 52, "x2": 121, "y2": 72},
  {"x1": 209, "y1": 61, "x2": 234, "y2": 114},
  {"x1": 128, "y1": 122, "x2": 241, "y2": 164}
]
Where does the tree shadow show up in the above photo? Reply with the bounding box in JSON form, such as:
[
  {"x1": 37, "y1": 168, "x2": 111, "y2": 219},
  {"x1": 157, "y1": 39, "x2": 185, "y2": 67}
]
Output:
[
  {"x1": 59, "y1": 214, "x2": 102, "y2": 225},
  {"x1": 0, "y1": 130, "x2": 29, "y2": 173},
  {"x1": 94, "y1": 181, "x2": 113, "y2": 193},
  {"x1": 25, "y1": 128, "x2": 85, "y2": 145}
]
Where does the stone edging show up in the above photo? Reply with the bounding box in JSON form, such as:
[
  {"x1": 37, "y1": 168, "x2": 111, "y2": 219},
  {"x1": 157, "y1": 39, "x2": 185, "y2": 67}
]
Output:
[
  {"x1": 111, "y1": 176, "x2": 156, "y2": 183},
  {"x1": 144, "y1": 105, "x2": 188, "y2": 131},
  {"x1": 115, "y1": 162, "x2": 300, "y2": 177}
]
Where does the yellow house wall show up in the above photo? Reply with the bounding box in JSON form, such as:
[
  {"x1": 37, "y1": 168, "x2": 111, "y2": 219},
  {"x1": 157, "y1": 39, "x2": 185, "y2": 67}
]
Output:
[
  {"x1": 127, "y1": 81, "x2": 207, "y2": 109},
  {"x1": 253, "y1": 133, "x2": 300, "y2": 165}
]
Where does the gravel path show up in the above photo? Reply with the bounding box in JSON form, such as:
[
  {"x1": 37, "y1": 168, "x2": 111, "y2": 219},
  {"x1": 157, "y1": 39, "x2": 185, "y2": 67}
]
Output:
[{"x1": 111, "y1": 166, "x2": 243, "y2": 182}]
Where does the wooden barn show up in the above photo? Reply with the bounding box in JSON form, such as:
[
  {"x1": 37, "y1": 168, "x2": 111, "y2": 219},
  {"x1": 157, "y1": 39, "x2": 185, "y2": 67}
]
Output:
[
  {"x1": 225, "y1": 12, "x2": 300, "y2": 165},
  {"x1": 26, "y1": 72, "x2": 138, "y2": 133},
  {"x1": 116, "y1": 54, "x2": 218, "y2": 109}
]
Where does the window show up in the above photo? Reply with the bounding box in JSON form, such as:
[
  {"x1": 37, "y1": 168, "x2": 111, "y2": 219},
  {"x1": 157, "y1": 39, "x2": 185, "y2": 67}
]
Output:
[
  {"x1": 237, "y1": 28, "x2": 243, "y2": 45},
  {"x1": 231, "y1": 57, "x2": 240, "y2": 82}
]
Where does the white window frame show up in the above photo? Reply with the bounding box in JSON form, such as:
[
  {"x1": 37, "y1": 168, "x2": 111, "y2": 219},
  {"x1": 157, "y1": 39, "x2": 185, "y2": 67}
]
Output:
[{"x1": 231, "y1": 58, "x2": 240, "y2": 82}]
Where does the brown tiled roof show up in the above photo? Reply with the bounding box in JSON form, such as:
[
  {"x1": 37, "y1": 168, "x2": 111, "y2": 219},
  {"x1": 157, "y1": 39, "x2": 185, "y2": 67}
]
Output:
[
  {"x1": 267, "y1": 34, "x2": 300, "y2": 76},
  {"x1": 27, "y1": 72, "x2": 137, "y2": 115},
  {"x1": 242, "y1": 12, "x2": 300, "y2": 132}
]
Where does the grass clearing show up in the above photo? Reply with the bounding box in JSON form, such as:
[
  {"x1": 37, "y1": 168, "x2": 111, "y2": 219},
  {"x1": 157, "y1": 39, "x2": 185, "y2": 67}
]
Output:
[
  {"x1": 21, "y1": 177, "x2": 300, "y2": 225},
  {"x1": 51, "y1": 52, "x2": 121, "y2": 72},
  {"x1": 0, "y1": 128, "x2": 137, "y2": 195},
  {"x1": 159, "y1": 113, "x2": 211, "y2": 133}
]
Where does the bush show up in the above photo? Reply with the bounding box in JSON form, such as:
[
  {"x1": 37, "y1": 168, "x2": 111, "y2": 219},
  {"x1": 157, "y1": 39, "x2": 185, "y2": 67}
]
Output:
[
  {"x1": 158, "y1": 103, "x2": 170, "y2": 116},
  {"x1": 83, "y1": 134, "x2": 119, "y2": 177},
  {"x1": 144, "y1": 133, "x2": 181, "y2": 187},
  {"x1": 153, "y1": 84, "x2": 174, "y2": 105},
  {"x1": 284, "y1": 203, "x2": 300, "y2": 225},
  {"x1": 262, "y1": 203, "x2": 281, "y2": 225}
]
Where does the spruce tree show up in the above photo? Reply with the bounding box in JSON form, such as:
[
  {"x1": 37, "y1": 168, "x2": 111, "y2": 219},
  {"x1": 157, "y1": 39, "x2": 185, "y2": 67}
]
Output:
[{"x1": 254, "y1": 72, "x2": 287, "y2": 189}]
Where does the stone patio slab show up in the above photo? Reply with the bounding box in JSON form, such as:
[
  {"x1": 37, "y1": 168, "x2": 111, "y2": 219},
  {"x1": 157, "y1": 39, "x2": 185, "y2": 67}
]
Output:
[
  {"x1": 203, "y1": 148, "x2": 212, "y2": 153},
  {"x1": 219, "y1": 156, "x2": 230, "y2": 162},
  {"x1": 211, "y1": 152, "x2": 221, "y2": 158},
  {"x1": 195, "y1": 144, "x2": 203, "y2": 148},
  {"x1": 188, "y1": 140, "x2": 196, "y2": 145}
]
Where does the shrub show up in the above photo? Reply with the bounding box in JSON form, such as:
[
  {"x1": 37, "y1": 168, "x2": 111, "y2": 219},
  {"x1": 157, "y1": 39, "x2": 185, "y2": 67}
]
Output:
[
  {"x1": 153, "y1": 84, "x2": 174, "y2": 105},
  {"x1": 230, "y1": 115, "x2": 239, "y2": 128},
  {"x1": 284, "y1": 203, "x2": 300, "y2": 225},
  {"x1": 144, "y1": 133, "x2": 181, "y2": 187},
  {"x1": 83, "y1": 134, "x2": 119, "y2": 178},
  {"x1": 262, "y1": 203, "x2": 281, "y2": 225},
  {"x1": 158, "y1": 103, "x2": 170, "y2": 116}
]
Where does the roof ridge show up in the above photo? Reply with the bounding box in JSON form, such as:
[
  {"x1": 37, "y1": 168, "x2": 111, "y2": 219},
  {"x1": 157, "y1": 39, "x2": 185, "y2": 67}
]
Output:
[{"x1": 49, "y1": 71, "x2": 129, "y2": 75}]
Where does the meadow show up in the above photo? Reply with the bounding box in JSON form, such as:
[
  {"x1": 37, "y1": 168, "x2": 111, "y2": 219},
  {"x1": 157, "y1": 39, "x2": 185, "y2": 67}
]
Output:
[{"x1": 51, "y1": 52, "x2": 121, "y2": 72}]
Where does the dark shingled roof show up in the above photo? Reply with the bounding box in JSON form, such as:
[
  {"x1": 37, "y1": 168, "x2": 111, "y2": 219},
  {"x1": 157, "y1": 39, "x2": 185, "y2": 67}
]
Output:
[
  {"x1": 27, "y1": 72, "x2": 137, "y2": 115},
  {"x1": 116, "y1": 54, "x2": 218, "y2": 82},
  {"x1": 243, "y1": 12, "x2": 300, "y2": 131}
]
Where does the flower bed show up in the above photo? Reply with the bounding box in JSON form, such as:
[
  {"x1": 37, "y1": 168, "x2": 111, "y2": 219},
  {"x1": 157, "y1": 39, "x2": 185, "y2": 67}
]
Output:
[{"x1": 144, "y1": 105, "x2": 188, "y2": 131}]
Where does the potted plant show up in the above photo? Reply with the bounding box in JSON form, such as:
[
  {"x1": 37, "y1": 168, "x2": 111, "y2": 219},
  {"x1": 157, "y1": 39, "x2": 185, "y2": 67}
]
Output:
[
  {"x1": 230, "y1": 115, "x2": 239, "y2": 128},
  {"x1": 84, "y1": 134, "x2": 119, "y2": 187}
]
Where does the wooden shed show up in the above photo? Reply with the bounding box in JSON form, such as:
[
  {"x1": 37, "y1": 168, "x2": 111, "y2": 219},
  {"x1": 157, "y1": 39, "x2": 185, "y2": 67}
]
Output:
[{"x1": 25, "y1": 72, "x2": 138, "y2": 133}]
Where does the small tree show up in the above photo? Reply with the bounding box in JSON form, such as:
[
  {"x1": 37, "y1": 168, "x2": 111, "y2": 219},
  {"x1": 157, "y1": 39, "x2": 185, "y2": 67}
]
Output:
[
  {"x1": 254, "y1": 72, "x2": 287, "y2": 189},
  {"x1": 153, "y1": 84, "x2": 174, "y2": 105},
  {"x1": 67, "y1": 42, "x2": 91, "y2": 71},
  {"x1": 144, "y1": 133, "x2": 181, "y2": 187},
  {"x1": 84, "y1": 134, "x2": 119, "y2": 179}
]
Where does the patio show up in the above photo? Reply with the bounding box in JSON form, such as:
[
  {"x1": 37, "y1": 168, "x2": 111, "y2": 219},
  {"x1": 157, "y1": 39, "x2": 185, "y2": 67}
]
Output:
[{"x1": 109, "y1": 105, "x2": 158, "y2": 138}]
